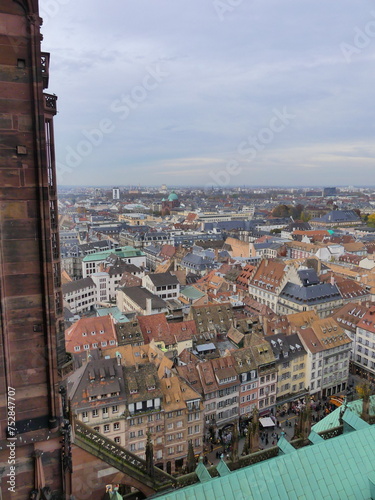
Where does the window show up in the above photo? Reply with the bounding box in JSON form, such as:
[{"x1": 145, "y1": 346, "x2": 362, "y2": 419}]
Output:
[
  {"x1": 138, "y1": 430, "x2": 143, "y2": 437},
  {"x1": 130, "y1": 432, "x2": 136, "y2": 438},
  {"x1": 114, "y1": 437, "x2": 120, "y2": 444},
  {"x1": 112, "y1": 405, "x2": 118, "y2": 413},
  {"x1": 104, "y1": 424, "x2": 109, "y2": 433},
  {"x1": 92, "y1": 409, "x2": 98, "y2": 418},
  {"x1": 74, "y1": 346, "x2": 80, "y2": 352},
  {"x1": 114, "y1": 422, "x2": 120, "y2": 430}
]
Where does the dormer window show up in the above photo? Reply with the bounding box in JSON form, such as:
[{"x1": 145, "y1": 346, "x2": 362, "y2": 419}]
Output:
[
  {"x1": 92, "y1": 331, "x2": 96, "y2": 335},
  {"x1": 100, "y1": 330, "x2": 104, "y2": 334},
  {"x1": 130, "y1": 389, "x2": 138, "y2": 394},
  {"x1": 82, "y1": 332, "x2": 87, "y2": 336}
]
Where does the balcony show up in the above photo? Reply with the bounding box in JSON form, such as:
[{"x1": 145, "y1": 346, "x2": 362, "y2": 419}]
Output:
[
  {"x1": 41, "y1": 52, "x2": 50, "y2": 88},
  {"x1": 43, "y1": 93, "x2": 57, "y2": 115}
]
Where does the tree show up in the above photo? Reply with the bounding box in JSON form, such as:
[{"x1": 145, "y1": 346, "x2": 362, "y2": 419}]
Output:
[
  {"x1": 356, "y1": 382, "x2": 371, "y2": 422},
  {"x1": 290, "y1": 204, "x2": 304, "y2": 220},
  {"x1": 272, "y1": 204, "x2": 291, "y2": 218},
  {"x1": 367, "y1": 214, "x2": 375, "y2": 227},
  {"x1": 300, "y1": 211, "x2": 311, "y2": 222}
]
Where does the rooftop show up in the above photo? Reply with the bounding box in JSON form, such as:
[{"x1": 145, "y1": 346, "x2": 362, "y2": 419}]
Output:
[{"x1": 155, "y1": 417, "x2": 375, "y2": 500}]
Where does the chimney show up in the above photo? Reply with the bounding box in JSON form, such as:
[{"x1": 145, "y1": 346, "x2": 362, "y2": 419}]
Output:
[
  {"x1": 330, "y1": 275, "x2": 336, "y2": 286},
  {"x1": 116, "y1": 353, "x2": 122, "y2": 366},
  {"x1": 146, "y1": 297, "x2": 152, "y2": 315},
  {"x1": 135, "y1": 363, "x2": 139, "y2": 372}
]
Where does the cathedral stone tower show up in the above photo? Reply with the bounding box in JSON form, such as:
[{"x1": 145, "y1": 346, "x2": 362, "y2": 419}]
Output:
[{"x1": 0, "y1": 1, "x2": 72, "y2": 497}]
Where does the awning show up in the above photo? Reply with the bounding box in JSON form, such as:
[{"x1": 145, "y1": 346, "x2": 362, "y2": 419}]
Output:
[
  {"x1": 259, "y1": 410, "x2": 271, "y2": 417},
  {"x1": 329, "y1": 397, "x2": 344, "y2": 407},
  {"x1": 259, "y1": 417, "x2": 275, "y2": 427}
]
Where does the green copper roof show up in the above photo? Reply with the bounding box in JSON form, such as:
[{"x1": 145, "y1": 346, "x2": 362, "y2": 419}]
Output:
[
  {"x1": 168, "y1": 191, "x2": 179, "y2": 201},
  {"x1": 154, "y1": 424, "x2": 375, "y2": 500},
  {"x1": 312, "y1": 395, "x2": 375, "y2": 434},
  {"x1": 96, "y1": 306, "x2": 129, "y2": 323},
  {"x1": 82, "y1": 246, "x2": 145, "y2": 262},
  {"x1": 180, "y1": 286, "x2": 206, "y2": 300}
]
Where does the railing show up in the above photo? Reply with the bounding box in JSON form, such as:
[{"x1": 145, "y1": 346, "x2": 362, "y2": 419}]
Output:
[
  {"x1": 43, "y1": 93, "x2": 57, "y2": 114},
  {"x1": 318, "y1": 425, "x2": 343, "y2": 440},
  {"x1": 41, "y1": 52, "x2": 50, "y2": 88},
  {"x1": 58, "y1": 354, "x2": 74, "y2": 378},
  {"x1": 236, "y1": 446, "x2": 280, "y2": 469},
  {"x1": 73, "y1": 419, "x2": 175, "y2": 489}
]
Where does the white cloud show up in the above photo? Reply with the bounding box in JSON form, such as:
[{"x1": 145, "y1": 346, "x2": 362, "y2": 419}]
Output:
[{"x1": 40, "y1": 0, "x2": 375, "y2": 186}]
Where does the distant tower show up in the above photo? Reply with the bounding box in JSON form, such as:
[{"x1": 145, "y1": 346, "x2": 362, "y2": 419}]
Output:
[
  {"x1": 113, "y1": 186, "x2": 120, "y2": 200},
  {"x1": 0, "y1": 1, "x2": 71, "y2": 497}
]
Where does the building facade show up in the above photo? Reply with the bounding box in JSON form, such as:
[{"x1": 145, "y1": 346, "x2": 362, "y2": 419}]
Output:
[{"x1": 0, "y1": 2, "x2": 70, "y2": 496}]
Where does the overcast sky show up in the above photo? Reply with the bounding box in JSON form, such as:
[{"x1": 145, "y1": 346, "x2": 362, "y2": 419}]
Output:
[{"x1": 40, "y1": 0, "x2": 375, "y2": 187}]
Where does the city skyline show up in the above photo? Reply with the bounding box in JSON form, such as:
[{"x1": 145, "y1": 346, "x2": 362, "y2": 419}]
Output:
[{"x1": 41, "y1": 0, "x2": 375, "y2": 187}]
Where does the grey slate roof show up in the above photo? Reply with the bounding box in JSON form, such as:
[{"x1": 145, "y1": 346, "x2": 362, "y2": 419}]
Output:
[
  {"x1": 297, "y1": 269, "x2": 320, "y2": 286},
  {"x1": 147, "y1": 272, "x2": 179, "y2": 287},
  {"x1": 120, "y1": 286, "x2": 167, "y2": 310},
  {"x1": 266, "y1": 333, "x2": 306, "y2": 361},
  {"x1": 181, "y1": 253, "x2": 216, "y2": 270},
  {"x1": 62, "y1": 277, "x2": 95, "y2": 294},
  {"x1": 280, "y1": 281, "x2": 341, "y2": 304},
  {"x1": 311, "y1": 209, "x2": 361, "y2": 223}
]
